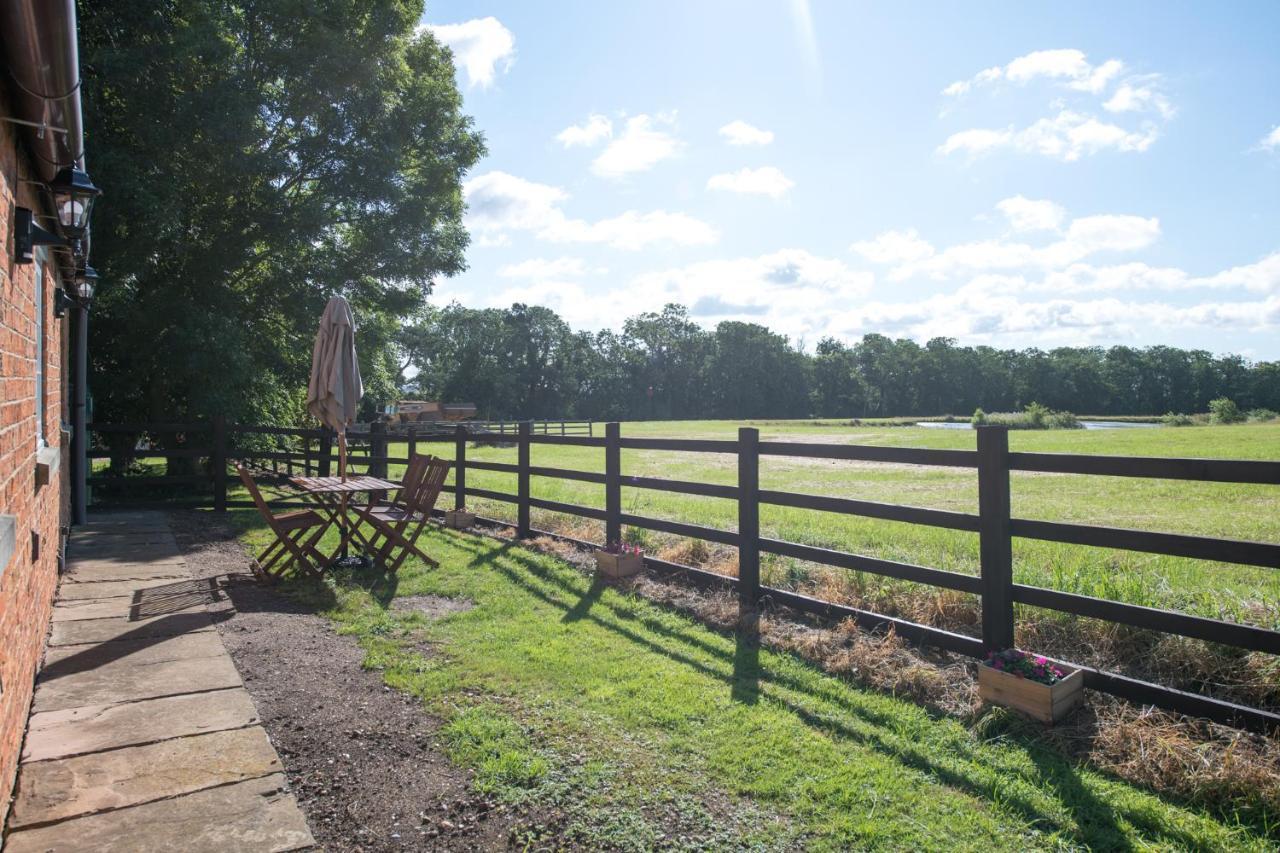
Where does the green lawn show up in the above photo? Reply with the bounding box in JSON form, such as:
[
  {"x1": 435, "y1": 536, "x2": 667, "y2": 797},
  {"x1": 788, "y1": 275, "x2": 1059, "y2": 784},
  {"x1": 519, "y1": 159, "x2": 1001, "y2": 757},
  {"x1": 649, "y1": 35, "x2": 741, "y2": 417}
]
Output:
[
  {"x1": 385, "y1": 420, "x2": 1280, "y2": 629},
  {"x1": 241, "y1": 519, "x2": 1275, "y2": 850}
]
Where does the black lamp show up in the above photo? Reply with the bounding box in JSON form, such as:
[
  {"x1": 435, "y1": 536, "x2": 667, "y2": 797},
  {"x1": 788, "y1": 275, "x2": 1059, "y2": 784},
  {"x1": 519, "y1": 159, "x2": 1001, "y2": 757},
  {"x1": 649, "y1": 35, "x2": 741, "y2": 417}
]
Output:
[
  {"x1": 75, "y1": 264, "x2": 99, "y2": 302},
  {"x1": 47, "y1": 167, "x2": 101, "y2": 241}
]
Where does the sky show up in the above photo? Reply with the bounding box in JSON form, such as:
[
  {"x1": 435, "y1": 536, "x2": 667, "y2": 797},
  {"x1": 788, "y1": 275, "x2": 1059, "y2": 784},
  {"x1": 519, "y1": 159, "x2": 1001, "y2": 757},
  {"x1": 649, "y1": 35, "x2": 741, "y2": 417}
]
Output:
[{"x1": 420, "y1": 1, "x2": 1280, "y2": 359}]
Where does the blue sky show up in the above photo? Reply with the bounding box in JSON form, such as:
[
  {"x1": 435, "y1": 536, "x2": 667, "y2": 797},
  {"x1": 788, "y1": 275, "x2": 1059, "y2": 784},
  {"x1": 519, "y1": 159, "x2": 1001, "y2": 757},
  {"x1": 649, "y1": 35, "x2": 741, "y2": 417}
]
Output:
[{"x1": 421, "y1": 1, "x2": 1280, "y2": 358}]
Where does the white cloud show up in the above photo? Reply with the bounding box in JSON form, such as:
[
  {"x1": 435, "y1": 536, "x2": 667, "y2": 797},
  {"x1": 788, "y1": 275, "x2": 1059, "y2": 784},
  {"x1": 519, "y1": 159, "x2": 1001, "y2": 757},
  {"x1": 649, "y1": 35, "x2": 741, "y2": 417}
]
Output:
[
  {"x1": 1259, "y1": 125, "x2": 1280, "y2": 152},
  {"x1": 996, "y1": 196, "x2": 1066, "y2": 232},
  {"x1": 1024, "y1": 253, "x2": 1280, "y2": 297},
  {"x1": 463, "y1": 171, "x2": 718, "y2": 250},
  {"x1": 937, "y1": 127, "x2": 1014, "y2": 157},
  {"x1": 1200, "y1": 252, "x2": 1280, "y2": 293},
  {"x1": 478, "y1": 246, "x2": 1280, "y2": 349},
  {"x1": 855, "y1": 199, "x2": 1160, "y2": 281},
  {"x1": 470, "y1": 249, "x2": 874, "y2": 338},
  {"x1": 945, "y1": 49, "x2": 1124, "y2": 96},
  {"x1": 706, "y1": 166, "x2": 794, "y2": 198},
  {"x1": 851, "y1": 229, "x2": 935, "y2": 265},
  {"x1": 941, "y1": 50, "x2": 1170, "y2": 162},
  {"x1": 941, "y1": 110, "x2": 1159, "y2": 162},
  {"x1": 498, "y1": 257, "x2": 599, "y2": 279},
  {"x1": 422, "y1": 17, "x2": 515, "y2": 89},
  {"x1": 464, "y1": 171, "x2": 568, "y2": 234},
  {"x1": 827, "y1": 285, "x2": 1280, "y2": 349},
  {"x1": 555, "y1": 211, "x2": 719, "y2": 251},
  {"x1": 1104, "y1": 82, "x2": 1175, "y2": 119},
  {"x1": 591, "y1": 113, "x2": 682, "y2": 178},
  {"x1": 556, "y1": 114, "x2": 612, "y2": 148},
  {"x1": 719, "y1": 120, "x2": 774, "y2": 146}
]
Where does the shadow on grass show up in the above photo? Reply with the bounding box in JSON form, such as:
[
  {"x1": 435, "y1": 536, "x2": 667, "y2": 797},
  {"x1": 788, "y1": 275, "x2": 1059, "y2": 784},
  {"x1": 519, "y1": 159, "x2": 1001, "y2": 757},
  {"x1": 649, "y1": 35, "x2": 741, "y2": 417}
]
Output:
[
  {"x1": 732, "y1": 608, "x2": 760, "y2": 706},
  {"x1": 437, "y1": 533, "x2": 1219, "y2": 851}
]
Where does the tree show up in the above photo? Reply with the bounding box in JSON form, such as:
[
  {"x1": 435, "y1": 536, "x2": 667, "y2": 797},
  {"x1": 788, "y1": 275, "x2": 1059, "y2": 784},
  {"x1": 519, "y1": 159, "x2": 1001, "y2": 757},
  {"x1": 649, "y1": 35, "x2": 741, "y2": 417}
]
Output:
[
  {"x1": 811, "y1": 338, "x2": 868, "y2": 417},
  {"x1": 709, "y1": 322, "x2": 810, "y2": 419},
  {"x1": 80, "y1": 0, "x2": 485, "y2": 426}
]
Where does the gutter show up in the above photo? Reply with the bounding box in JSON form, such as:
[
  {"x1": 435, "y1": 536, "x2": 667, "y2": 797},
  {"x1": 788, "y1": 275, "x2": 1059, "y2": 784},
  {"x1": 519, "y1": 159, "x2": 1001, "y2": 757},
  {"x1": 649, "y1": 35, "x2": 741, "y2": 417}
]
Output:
[
  {"x1": 0, "y1": 0, "x2": 92, "y2": 525},
  {"x1": 0, "y1": 0, "x2": 86, "y2": 180}
]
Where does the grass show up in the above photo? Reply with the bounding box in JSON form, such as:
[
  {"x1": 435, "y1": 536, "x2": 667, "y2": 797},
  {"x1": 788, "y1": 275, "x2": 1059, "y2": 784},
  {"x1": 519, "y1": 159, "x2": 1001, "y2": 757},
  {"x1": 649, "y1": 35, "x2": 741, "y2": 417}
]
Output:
[
  {"x1": 381, "y1": 420, "x2": 1280, "y2": 631},
  {"x1": 238, "y1": 517, "x2": 1277, "y2": 850}
]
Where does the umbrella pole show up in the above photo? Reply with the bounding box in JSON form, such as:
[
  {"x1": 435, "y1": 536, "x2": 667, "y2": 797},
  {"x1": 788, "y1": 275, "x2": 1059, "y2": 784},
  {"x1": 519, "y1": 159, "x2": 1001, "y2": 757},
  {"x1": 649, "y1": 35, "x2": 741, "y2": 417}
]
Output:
[{"x1": 338, "y1": 428, "x2": 349, "y2": 560}]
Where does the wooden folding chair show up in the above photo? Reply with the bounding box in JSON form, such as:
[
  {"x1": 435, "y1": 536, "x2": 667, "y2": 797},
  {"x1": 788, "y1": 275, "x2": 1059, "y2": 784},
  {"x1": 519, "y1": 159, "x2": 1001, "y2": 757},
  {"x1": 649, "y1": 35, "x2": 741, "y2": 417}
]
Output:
[
  {"x1": 355, "y1": 456, "x2": 449, "y2": 573},
  {"x1": 236, "y1": 465, "x2": 330, "y2": 580},
  {"x1": 371, "y1": 453, "x2": 430, "y2": 513}
]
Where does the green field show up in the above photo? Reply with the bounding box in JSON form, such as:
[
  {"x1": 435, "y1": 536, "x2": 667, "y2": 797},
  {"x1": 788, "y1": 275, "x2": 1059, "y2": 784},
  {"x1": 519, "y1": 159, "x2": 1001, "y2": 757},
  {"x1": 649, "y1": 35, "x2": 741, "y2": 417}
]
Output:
[
  {"x1": 384, "y1": 420, "x2": 1280, "y2": 633},
  {"x1": 237, "y1": 521, "x2": 1276, "y2": 850}
]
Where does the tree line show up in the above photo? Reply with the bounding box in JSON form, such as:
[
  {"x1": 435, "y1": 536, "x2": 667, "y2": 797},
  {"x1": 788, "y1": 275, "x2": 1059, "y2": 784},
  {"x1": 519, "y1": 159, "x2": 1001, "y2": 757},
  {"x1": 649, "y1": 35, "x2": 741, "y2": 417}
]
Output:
[{"x1": 398, "y1": 303, "x2": 1280, "y2": 421}]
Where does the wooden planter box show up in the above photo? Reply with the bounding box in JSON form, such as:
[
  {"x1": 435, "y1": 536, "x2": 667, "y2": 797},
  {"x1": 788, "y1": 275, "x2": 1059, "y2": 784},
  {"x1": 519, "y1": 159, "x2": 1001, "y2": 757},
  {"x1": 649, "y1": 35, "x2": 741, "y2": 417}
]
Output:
[
  {"x1": 444, "y1": 509, "x2": 476, "y2": 529},
  {"x1": 594, "y1": 550, "x2": 644, "y2": 579},
  {"x1": 978, "y1": 663, "x2": 1084, "y2": 724}
]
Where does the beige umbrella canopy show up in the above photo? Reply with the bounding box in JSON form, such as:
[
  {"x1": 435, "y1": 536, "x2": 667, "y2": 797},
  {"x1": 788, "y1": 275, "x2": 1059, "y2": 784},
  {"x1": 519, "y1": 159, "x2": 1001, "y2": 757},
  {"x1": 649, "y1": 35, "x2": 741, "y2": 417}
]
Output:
[{"x1": 306, "y1": 295, "x2": 363, "y2": 479}]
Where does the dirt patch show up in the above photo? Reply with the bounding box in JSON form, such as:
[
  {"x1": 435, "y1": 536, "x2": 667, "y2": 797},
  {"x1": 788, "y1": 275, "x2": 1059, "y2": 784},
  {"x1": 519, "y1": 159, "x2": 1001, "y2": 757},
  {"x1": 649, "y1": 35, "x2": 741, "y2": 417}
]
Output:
[
  {"x1": 168, "y1": 511, "x2": 523, "y2": 851},
  {"x1": 391, "y1": 595, "x2": 474, "y2": 619}
]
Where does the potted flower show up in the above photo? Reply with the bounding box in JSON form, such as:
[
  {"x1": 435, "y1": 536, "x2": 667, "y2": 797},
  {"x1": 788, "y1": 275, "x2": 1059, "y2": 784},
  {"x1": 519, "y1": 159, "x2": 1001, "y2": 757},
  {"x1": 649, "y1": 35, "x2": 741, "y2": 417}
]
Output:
[
  {"x1": 977, "y1": 649, "x2": 1084, "y2": 724},
  {"x1": 444, "y1": 506, "x2": 476, "y2": 529},
  {"x1": 594, "y1": 541, "x2": 644, "y2": 579}
]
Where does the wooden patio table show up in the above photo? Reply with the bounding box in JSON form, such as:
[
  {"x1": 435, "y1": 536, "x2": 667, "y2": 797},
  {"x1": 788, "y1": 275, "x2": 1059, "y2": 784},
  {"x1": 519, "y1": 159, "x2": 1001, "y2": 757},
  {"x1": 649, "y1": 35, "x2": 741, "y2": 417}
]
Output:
[{"x1": 288, "y1": 474, "x2": 400, "y2": 569}]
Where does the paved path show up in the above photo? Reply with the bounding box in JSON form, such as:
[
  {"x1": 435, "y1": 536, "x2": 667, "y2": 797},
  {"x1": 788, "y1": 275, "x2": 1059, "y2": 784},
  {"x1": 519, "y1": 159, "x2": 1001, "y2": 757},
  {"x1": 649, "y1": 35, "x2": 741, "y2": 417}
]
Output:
[{"x1": 2, "y1": 512, "x2": 314, "y2": 852}]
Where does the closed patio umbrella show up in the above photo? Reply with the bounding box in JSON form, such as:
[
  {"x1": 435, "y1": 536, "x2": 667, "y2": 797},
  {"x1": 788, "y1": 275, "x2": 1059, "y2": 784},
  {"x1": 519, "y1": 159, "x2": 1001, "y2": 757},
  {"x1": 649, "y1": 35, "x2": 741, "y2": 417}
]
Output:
[{"x1": 306, "y1": 295, "x2": 363, "y2": 480}]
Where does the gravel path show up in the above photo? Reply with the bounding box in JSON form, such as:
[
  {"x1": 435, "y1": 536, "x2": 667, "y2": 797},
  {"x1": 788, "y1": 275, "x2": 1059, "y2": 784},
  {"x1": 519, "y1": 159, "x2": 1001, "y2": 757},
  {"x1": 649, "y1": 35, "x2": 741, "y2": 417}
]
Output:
[{"x1": 168, "y1": 511, "x2": 520, "y2": 851}]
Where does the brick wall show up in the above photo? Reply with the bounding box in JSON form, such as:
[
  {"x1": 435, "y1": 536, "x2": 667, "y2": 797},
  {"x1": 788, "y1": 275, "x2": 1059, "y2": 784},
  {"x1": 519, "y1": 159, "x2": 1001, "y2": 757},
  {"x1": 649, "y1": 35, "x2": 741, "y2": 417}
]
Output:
[{"x1": 0, "y1": 85, "x2": 69, "y2": 819}]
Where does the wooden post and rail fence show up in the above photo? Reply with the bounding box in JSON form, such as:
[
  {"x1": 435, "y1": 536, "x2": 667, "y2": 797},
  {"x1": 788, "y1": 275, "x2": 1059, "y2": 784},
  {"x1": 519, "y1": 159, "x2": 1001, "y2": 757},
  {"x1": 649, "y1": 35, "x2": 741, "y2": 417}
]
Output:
[{"x1": 83, "y1": 418, "x2": 1280, "y2": 735}]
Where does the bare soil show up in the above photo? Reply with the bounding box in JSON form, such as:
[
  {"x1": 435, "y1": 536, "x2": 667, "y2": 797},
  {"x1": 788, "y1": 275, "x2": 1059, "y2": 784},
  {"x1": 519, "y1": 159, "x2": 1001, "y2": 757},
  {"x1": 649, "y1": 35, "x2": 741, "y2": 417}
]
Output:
[{"x1": 168, "y1": 511, "x2": 524, "y2": 852}]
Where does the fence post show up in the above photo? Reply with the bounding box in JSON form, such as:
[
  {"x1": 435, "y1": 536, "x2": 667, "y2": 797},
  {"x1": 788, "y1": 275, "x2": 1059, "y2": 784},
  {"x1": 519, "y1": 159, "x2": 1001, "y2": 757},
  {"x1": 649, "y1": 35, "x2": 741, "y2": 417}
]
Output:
[
  {"x1": 605, "y1": 422, "x2": 621, "y2": 546},
  {"x1": 454, "y1": 424, "x2": 467, "y2": 511},
  {"x1": 407, "y1": 426, "x2": 417, "y2": 464},
  {"x1": 319, "y1": 428, "x2": 333, "y2": 477},
  {"x1": 517, "y1": 421, "x2": 531, "y2": 538},
  {"x1": 737, "y1": 427, "x2": 760, "y2": 609},
  {"x1": 370, "y1": 420, "x2": 387, "y2": 479},
  {"x1": 977, "y1": 425, "x2": 1014, "y2": 651},
  {"x1": 212, "y1": 415, "x2": 227, "y2": 513}
]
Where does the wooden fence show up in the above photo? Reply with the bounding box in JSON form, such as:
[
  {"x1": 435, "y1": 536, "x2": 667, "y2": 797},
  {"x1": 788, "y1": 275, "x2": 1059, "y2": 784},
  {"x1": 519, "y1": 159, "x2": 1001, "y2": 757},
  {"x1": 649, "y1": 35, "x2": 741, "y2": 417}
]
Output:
[
  {"x1": 384, "y1": 419, "x2": 593, "y2": 438},
  {"x1": 86, "y1": 419, "x2": 1280, "y2": 734}
]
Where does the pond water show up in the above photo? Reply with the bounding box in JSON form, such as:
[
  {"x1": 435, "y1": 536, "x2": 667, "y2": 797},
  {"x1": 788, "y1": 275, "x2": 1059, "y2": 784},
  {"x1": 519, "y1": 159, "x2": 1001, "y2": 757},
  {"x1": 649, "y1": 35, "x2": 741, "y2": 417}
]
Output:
[{"x1": 917, "y1": 420, "x2": 1163, "y2": 430}]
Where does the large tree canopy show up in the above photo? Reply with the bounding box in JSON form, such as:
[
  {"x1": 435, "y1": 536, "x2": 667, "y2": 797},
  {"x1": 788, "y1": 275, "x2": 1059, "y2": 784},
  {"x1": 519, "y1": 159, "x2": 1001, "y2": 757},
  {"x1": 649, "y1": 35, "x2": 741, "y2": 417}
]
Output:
[
  {"x1": 401, "y1": 303, "x2": 1280, "y2": 421},
  {"x1": 81, "y1": 0, "x2": 484, "y2": 424}
]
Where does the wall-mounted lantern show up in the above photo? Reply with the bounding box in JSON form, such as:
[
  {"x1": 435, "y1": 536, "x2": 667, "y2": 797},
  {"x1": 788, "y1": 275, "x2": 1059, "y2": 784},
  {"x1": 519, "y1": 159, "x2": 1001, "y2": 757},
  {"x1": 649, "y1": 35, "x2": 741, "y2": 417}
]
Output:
[
  {"x1": 47, "y1": 167, "x2": 101, "y2": 242},
  {"x1": 12, "y1": 167, "x2": 100, "y2": 264},
  {"x1": 53, "y1": 264, "x2": 98, "y2": 319},
  {"x1": 74, "y1": 263, "x2": 98, "y2": 301}
]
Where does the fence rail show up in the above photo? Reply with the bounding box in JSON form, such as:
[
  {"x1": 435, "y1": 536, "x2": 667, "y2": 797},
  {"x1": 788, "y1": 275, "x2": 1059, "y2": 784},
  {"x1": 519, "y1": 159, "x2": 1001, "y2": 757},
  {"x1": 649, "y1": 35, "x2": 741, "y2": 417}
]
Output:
[{"x1": 85, "y1": 419, "x2": 1280, "y2": 734}]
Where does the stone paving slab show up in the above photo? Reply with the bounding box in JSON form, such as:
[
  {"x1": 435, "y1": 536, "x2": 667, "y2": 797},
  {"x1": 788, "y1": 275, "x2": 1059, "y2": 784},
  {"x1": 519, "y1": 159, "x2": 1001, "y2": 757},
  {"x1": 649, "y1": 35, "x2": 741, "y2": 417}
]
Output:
[
  {"x1": 63, "y1": 560, "x2": 191, "y2": 582},
  {"x1": 49, "y1": 595, "x2": 208, "y2": 622},
  {"x1": 48, "y1": 611, "x2": 217, "y2": 646},
  {"x1": 41, "y1": 629, "x2": 228, "y2": 672},
  {"x1": 9, "y1": 726, "x2": 283, "y2": 829},
  {"x1": 64, "y1": 546, "x2": 185, "y2": 564},
  {"x1": 4, "y1": 512, "x2": 314, "y2": 851},
  {"x1": 32, "y1": 647, "x2": 243, "y2": 713},
  {"x1": 55, "y1": 575, "x2": 207, "y2": 601},
  {"x1": 70, "y1": 526, "x2": 175, "y2": 540},
  {"x1": 69, "y1": 524, "x2": 174, "y2": 536},
  {"x1": 58, "y1": 555, "x2": 189, "y2": 576},
  {"x1": 22, "y1": 687, "x2": 259, "y2": 762},
  {"x1": 2, "y1": 773, "x2": 313, "y2": 853}
]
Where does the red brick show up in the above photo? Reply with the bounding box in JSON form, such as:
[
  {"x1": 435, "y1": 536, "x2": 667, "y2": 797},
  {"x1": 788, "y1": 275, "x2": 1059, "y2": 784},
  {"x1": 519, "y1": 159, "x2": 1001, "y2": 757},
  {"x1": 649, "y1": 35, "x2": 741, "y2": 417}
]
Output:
[{"x1": 0, "y1": 82, "x2": 69, "y2": 818}]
